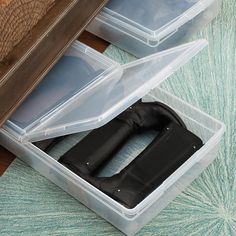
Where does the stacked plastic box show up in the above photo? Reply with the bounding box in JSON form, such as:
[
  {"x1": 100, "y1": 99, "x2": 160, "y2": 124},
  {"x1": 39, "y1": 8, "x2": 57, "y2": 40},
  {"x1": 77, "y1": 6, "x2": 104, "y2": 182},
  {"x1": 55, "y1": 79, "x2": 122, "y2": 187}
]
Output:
[{"x1": 88, "y1": 0, "x2": 221, "y2": 57}]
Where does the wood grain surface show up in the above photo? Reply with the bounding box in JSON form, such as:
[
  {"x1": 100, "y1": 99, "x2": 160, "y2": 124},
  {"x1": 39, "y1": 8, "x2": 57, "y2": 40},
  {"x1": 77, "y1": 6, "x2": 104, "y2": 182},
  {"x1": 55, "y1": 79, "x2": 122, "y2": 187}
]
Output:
[
  {"x1": 0, "y1": 0, "x2": 13, "y2": 7},
  {"x1": 0, "y1": 31, "x2": 109, "y2": 176},
  {"x1": 0, "y1": 0, "x2": 55, "y2": 61}
]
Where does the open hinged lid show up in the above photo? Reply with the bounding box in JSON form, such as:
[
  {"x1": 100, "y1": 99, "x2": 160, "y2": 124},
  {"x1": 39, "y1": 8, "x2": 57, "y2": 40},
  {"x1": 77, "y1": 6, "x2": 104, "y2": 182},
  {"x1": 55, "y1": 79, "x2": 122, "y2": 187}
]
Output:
[
  {"x1": 4, "y1": 39, "x2": 208, "y2": 143},
  {"x1": 96, "y1": 0, "x2": 215, "y2": 46}
]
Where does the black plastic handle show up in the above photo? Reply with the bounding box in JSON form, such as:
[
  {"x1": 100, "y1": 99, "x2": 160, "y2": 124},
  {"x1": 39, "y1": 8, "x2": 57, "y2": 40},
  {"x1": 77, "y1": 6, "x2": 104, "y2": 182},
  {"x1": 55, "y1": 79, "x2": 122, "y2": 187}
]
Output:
[{"x1": 59, "y1": 102, "x2": 203, "y2": 208}]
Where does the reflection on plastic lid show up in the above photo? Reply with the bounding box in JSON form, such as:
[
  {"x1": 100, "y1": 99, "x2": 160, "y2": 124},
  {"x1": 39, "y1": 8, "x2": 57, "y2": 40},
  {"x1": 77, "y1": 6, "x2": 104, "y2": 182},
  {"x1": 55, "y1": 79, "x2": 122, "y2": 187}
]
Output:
[
  {"x1": 106, "y1": 0, "x2": 196, "y2": 30},
  {"x1": 10, "y1": 56, "x2": 104, "y2": 129}
]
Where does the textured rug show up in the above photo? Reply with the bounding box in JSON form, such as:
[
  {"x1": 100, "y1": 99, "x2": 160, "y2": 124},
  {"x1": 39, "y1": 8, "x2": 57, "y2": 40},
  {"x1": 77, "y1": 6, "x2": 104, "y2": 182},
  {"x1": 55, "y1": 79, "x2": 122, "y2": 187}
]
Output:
[{"x1": 0, "y1": 0, "x2": 235, "y2": 235}]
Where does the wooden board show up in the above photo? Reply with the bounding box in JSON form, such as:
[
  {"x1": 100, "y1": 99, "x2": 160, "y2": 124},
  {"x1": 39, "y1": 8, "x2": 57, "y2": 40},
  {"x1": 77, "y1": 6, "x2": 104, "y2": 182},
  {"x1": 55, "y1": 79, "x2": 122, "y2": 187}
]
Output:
[
  {"x1": 0, "y1": 0, "x2": 55, "y2": 61},
  {"x1": 0, "y1": 146, "x2": 15, "y2": 176}
]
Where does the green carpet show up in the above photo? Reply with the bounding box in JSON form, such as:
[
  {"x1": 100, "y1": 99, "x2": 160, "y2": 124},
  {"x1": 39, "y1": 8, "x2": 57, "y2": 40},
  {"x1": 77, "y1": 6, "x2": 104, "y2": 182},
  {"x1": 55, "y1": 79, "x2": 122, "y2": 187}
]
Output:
[{"x1": 0, "y1": 1, "x2": 235, "y2": 235}]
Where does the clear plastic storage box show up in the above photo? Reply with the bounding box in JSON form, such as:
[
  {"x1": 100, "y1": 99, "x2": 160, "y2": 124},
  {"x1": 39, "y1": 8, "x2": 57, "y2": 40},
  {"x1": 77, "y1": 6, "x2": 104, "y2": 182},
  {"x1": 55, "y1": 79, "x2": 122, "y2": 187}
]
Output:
[
  {"x1": 0, "y1": 40, "x2": 225, "y2": 235},
  {"x1": 87, "y1": 0, "x2": 221, "y2": 57}
]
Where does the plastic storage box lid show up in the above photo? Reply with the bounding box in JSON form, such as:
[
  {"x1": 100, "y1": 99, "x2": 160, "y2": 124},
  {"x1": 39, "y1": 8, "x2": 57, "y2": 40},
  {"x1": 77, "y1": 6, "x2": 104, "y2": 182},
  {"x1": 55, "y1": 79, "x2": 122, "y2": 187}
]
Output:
[
  {"x1": 97, "y1": 0, "x2": 215, "y2": 46},
  {"x1": 5, "y1": 39, "x2": 207, "y2": 143}
]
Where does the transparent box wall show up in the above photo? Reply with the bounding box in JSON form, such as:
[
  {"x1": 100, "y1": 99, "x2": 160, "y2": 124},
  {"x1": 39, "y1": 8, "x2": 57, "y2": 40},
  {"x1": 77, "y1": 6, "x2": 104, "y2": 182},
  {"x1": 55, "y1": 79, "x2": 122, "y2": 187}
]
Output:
[{"x1": 0, "y1": 87, "x2": 225, "y2": 235}]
